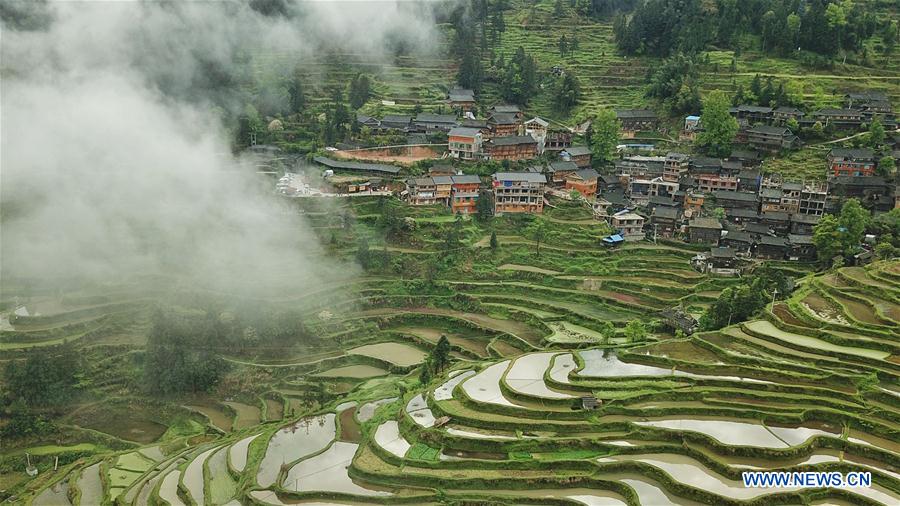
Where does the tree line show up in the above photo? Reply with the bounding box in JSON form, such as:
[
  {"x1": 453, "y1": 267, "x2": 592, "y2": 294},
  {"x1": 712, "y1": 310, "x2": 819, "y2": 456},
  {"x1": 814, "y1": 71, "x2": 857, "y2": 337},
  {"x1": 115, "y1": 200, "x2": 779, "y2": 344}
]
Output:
[{"x1": 613, "y1": 0, "x2": 888, "y2": 61}]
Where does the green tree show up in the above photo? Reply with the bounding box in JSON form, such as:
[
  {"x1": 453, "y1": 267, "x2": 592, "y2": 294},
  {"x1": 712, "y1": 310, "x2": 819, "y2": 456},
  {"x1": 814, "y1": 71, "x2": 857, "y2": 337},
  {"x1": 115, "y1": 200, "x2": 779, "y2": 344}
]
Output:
[
  {"x1": 812, "y1": 214, "x2": 844, "y2": 265},
  {"x1": 875, "y1": 241, "x2": 896, "y2": 260},
  {"x1": 868, "y1": 117, "x2": 886, "y2": 147},
  {"x1": 499, "y1": 47, "x2": 538, "y2": 105},
  {"x1": 786, "y1": 117, "x2": 800, "y2": 133},
  {"x1": 553, "y1": 72, "x2": 581, "y2": 113},
  {"x1": 3, "y1": 343, "x2": 81, "y2": 406},
  {"x1": 553, "y1": 0, "x2": 565, "y2": 16},
  {"x1": 348, "y1": 74, "x2": 371, "y2": 110},
  {"x1": 697, "y1": 90, "x2": 739, "y2": 158},
  {"x1": 591, "y1": 109, "x2": 620, "y2": 164},
  {"x1": 559, "y1": 35, "x2": 569, "y2": 56},
  {"x1": 433, "y1": 335, "x2": 452, "y2": 373},
  {"x1": 812, "y1": 198, "x2": 870, "y2": 266},
  {"x1": 624, "y1": 320, "x2": 648, "y2": 343},
  {"x1": 288, "y1": 68, "x2": 306, "y2": 114},
  {"x1": 457, "y1": 45, "x2": 484, "y2": 92},
  {"x1": 878, "y1": 156, "x2": 896, "y2": 177},
  {"x1": 419, "y1": 357, "x2": 433, "y2": 385},
  {"x1": 476, "y1": 191, "x2": 493, "y2": 221},
  {"x1": 529, "y1": 220, "x2": 548, "y2": 256},
  {"x1": 489, "y1": 231, "x2": 498, "y2": 251}
]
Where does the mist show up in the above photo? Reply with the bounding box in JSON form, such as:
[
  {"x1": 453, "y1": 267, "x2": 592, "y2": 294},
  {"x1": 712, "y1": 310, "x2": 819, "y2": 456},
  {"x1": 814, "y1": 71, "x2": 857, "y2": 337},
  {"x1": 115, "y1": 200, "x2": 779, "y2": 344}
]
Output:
[{"x1": 0, "y1": 1, "x2": 445, "y2": 295}]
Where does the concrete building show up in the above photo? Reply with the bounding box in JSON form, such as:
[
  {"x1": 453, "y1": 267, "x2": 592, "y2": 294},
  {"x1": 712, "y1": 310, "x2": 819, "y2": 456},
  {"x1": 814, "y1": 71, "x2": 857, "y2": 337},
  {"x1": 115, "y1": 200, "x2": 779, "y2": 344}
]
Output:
[
  {"x1": 448, "y1": 127, "x2": 484, "y2": 160},
  {"x1": 492, "y1": 172, "x2": 546, "y2": 214},
  {"x1": 609, "y1": 210, "x2": 646, "y2": 241}
]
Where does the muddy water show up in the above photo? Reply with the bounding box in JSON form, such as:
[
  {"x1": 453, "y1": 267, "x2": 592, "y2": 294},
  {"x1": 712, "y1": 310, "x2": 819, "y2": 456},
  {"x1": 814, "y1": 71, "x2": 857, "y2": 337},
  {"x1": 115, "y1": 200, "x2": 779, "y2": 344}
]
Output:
[
  {"x1": 357, "y1": 397, "x2": 397, "y2": 422},
  {"x1": 348, "y1": 342, "x2": 426, "y2": 367},
  {"x1": 433, "y1": 370, "x2": 475, "y2": 401},
  {"x1": 599, "y1": 453, "x2": 899, "y2": 504},
  {"x1": 633, "y1": 419, "x2": 835, "y2": 448},
  {"x1": 257, "y1": 413, "x2": 336, "y2": 488},
  {"x1": 445, "y1": 427, "x2": 517, "y2": 440},
  {"x1": 461, "y1": 360, "x2": 516, "y2": 406},
  {"x1": 222, "y1": 401, "x2": 261, "y2": 430},
  {"x1": 316, "y1": 364, "x2": 388, "y2": 378},
  {"x1": 33, "y1": 480, "x2": 70, "y2": 506},
  {"x1": 505, "y1": 353, "x2": 575, "y2": 399},
  {"x1": 374, "y1": 421, "x2": 411, "y2": 458},
  {"x1": 578, "y1": 350, "x2": 771, "y2": 383},
  {"x1": 183, "y1": 447, "x2": 217, "y2": 505},
  {"x1": 76, "y1": 463, "x2": 103, "y2": 506},
  {"x1": 549, "y1": 353, "x2": 576, "y2": 384},
  {"x1": 229, "y1": 433, "x2": 260, "y2": 472},
  {"x1": 283, "y1": 442, "x2": 392, "y2": 496},
  {"x1": 339, "y1": 406, "x2": 362, "y2": 442},
  {"x1": 405, "y1": 393, "x2": 437, "y2": 427},
  {"x1": 158, "y1": 470, "x2": 185, "y2": 506},
  {"x1": 453, "y1": 488, "x2": 626, "y2": 505}
]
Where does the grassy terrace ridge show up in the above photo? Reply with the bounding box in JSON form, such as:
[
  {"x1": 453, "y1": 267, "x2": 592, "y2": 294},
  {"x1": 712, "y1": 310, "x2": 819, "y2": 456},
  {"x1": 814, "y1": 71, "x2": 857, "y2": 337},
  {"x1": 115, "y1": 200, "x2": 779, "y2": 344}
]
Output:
[{"x1": 7, "y1": 182, "x2": 899, "y2": 506}]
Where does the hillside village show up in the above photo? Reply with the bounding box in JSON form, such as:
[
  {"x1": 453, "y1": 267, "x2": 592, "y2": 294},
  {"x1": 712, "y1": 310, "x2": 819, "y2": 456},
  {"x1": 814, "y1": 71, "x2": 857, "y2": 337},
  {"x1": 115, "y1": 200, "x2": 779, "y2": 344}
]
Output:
[{"x1": 293, "y1": 85, "x2": 900, "y2": 273}]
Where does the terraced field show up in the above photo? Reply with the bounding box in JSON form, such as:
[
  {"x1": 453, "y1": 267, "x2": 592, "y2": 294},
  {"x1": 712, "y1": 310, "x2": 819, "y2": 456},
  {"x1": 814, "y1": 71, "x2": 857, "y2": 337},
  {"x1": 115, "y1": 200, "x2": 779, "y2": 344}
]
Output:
[{"x1": 7, "y1": 194, "x2": 899, "y2": 505}]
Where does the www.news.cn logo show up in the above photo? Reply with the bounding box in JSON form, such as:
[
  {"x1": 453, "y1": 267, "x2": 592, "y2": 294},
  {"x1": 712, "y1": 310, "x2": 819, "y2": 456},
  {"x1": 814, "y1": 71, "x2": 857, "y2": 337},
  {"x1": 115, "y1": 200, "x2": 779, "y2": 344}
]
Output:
[{"x1": 742, "y1": 471, "x2": 872, "y2": 488}]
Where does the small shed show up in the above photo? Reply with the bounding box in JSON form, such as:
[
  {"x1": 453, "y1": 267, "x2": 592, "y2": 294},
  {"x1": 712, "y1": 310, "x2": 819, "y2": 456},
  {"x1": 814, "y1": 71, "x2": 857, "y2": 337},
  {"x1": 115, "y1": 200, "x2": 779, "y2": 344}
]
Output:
[
  {"x1": 581, "y1": 396, "x2": 601, "y2": 410},
  {"x1": 602, "y1": 234, "x2": 625, "y2": 247}
]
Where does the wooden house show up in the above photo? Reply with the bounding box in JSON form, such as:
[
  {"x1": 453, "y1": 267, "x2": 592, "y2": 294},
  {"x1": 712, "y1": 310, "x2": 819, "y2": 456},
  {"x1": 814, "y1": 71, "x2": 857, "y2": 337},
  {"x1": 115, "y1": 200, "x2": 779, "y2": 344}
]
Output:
[
  {"x1": 484, "y1": 136, "x2": 538, "y2": 161},
  {"x1": 565, "y1": 168, "x2": 599, "y2": 198}
]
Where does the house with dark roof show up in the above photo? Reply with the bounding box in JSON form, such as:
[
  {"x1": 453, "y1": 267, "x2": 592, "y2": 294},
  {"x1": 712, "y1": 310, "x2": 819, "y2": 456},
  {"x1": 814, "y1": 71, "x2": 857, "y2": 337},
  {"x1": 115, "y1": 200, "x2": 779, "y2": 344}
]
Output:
[
  {"x1": 548, "y1": 160, "x2": 579, "y2": 185},
  {"x1": 616, "y1": 109, "x2": 658, "y2": 134},
  {"x1": 488, "y1": 112, "x2": 522, "y2": 136},
  {"x1": 598, "y1": 173, "x2": 623, "y2": 193},
  {"x1": 659, "y1": 306, "x2": 699, "y2": 335},
  {"x1": 737, "y1": 169, "x2": 761, "y2": 192},
  {"x1": 488, "y1": 104, "x2": 524, "y2": 119},
  {"x1": 650, "y1": 205, "x2": 682, "y2": 238},
  {"x1": 381, "y1": 115, "x2": 413, "y2": 131},
  {"x1": 790, "y1": 213, "x2": 820, "y2": 235},
  {"x1": 731, "y1": 105, "x2": 773, "y2": 126},
  {"x1": 356, "y1": 114, "x2": 381, "y2": 131},
  {"x1": 720, "y1": 230, "x2": 753, "y2": 253},
  {"x1": 760, "y1": 211, "x2": 790, "y2": 235},
  {"x1": 414, "y1": 113, "x2": 458, "y2": 132},
  {"x1": 484, "y1": 135, "x2": 538, "y2": 161},
  {"x1": 773, "y1": 107, "x2": 804, "y2": 125},
  {"x1": 688, "y1": 217, "x2": 723, "y2": 244},
  {"x1": 729, "y1": 149, "x2": 762, "y2": 166},
  {"x1": 827, "y1": 148, "x2": 876, "y2": 177},
  {"x1": 448, "y1": 88, "x2": 476, "y2": 112},
  {"x1": 313, "y1": 156, "x2": 401, "y2": 175},
  {"x1": 547, "y1": 160, "x2": 578, "y2": 186},
  {"x1": 560, "y1": 146, "x2": 592, "y2": 168},
  {"x1": 725, "y1": 208, "x2": 760, "y2": 224},
  {"x1": 788, "y1": 234, "x2": 816, "y2": 261},
  {"x1": 808, "y1": 108, "x2": 863, "y2": 129},
  {"x1": 565, "y1": 168, "x2": 599, "y2": 198},
  {"x1": 756, "y1": 235, "x2": 789, "y2": 259},
  {"x1": 744, "y1": 125, "x2": 800, "y2": 151},
  {"x1": 714, "y1": 190, "x2": 759, "y2": 211}
]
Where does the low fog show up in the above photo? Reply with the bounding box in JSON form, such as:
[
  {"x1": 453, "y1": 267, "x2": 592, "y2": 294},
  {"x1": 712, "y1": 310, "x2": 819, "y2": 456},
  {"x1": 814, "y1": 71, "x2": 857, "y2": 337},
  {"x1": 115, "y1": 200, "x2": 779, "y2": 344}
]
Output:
[{"x1": 0, "y1": 1, "x2": 444, "y2": 295}]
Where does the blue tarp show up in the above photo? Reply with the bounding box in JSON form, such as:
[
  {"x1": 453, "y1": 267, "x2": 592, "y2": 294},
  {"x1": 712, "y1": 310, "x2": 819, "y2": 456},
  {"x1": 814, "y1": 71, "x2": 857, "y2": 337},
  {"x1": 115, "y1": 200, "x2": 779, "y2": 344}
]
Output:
[{"x1": 603, "y1": 234, "x2": 624, "y2": 244}]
